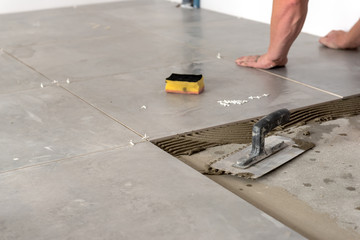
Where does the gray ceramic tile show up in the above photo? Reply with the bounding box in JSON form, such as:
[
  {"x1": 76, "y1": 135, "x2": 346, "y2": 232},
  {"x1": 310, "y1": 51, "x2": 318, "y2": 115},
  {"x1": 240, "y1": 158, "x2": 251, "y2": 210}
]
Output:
[
  {"x1": 0, "y1": 86, "x2": 140, "y2": 173},
  {"x1": 5, "y1": 30, "x2": 212, "y2": 82},
  {"x1": 148, "y1": 16, "x2": 270, "y2": 56},
  {"x1": 0, "y1": 4, "x2": 137, "y2": 50},
  {"x1": 64, "y1": 60, "x2": 336, "y2": 139},
  {"x1": 101, "y1": 0, "x2": 235, "y2": 29},
  {"x1": 0, "y1": 142, "x2": 304, "y2": 240},
  {"x1": 78, "y1": 0, "x2": 163, "y2": 11},
  {"x1": 99, "y1": 2, "x2": 256, "y2": 55},
  {"x1": 0, "y1": 51, "x2": 51, "y2": 94},
  {"x1": 267, "y1": 34, "x2": 360, "y2": 97},
  {"x1": 142, "y1": 12, "x2": 359, "y2": 98}
]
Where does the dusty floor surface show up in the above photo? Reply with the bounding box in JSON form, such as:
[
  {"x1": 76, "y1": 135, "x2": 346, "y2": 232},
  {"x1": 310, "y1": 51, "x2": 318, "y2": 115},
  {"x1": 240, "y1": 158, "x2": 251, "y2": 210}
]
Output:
[{"x1": 179, "y1": 115, "x2": 360, "y2": 239}]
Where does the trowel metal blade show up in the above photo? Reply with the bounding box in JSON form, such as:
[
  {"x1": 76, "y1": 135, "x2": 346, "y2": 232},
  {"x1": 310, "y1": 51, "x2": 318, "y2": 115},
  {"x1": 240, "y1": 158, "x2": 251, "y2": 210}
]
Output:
[{"x1": 210, "y1": 136, "x2": 314, "y2": 179}]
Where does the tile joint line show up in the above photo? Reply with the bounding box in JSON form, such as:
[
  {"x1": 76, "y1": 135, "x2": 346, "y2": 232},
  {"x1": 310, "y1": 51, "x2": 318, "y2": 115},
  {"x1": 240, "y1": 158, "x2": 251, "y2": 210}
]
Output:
[
  {"x1": 2, "y1": 48, "x2": 144, "y2": 138},
  {"x1": 258, "y1": 69, "x2": 343, "y2": 99},
  {"x1": 60, "y1": 86, "x2": 144, "y2": 138},
  {"x1": 2, "y1": 48, "x2": 52, "y2": 81}
]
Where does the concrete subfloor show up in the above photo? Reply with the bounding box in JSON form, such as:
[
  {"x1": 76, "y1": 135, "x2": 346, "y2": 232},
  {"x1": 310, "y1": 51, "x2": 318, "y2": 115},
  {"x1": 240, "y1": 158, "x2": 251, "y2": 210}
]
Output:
[
  {"x1": 180, "y1": 116, "x2": 360, "y2": 239},
  {"x1": 1, "y1": 0, "x2": 359, "y2": 239}
]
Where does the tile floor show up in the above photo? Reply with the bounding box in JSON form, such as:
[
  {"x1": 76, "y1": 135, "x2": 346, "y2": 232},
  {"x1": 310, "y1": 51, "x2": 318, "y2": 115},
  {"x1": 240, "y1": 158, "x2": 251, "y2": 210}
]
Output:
[{"x1": 1, "y1": 0, "x2": 359, "y2": 239}]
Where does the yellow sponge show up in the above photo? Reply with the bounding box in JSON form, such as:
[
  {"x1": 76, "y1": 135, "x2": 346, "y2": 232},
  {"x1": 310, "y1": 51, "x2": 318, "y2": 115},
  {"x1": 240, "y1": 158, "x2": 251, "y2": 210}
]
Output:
[{"x1": 165, "y1": 74, "x2": 204, "y2": 94}]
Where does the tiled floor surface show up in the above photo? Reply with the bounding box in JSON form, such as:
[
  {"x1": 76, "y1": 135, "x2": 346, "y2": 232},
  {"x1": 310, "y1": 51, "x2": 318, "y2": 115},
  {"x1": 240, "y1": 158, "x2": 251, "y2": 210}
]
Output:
[{"x1": 1, "y1": 0, "x2": 359, "y2": 239}]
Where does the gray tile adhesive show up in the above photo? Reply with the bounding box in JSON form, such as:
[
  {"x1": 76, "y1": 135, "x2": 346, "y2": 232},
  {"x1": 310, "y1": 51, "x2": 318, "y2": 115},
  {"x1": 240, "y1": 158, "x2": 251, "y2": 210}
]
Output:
[{"x1": 152, "y1": 94, "x2": 360, "y2": 156}]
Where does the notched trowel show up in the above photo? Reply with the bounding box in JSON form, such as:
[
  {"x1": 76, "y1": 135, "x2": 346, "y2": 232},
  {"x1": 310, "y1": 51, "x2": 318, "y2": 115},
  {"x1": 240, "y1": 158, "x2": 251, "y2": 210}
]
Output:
[{"x1": 211, "y1": 109, "x2": 314, "y2": 179}]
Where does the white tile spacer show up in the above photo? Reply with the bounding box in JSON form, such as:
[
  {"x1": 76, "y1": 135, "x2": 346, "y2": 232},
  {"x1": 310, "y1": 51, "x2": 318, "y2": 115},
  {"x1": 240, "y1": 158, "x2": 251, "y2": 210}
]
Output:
[
  {"x1": 141, "y1": 105, "x2": 147, "y2": 109},
  {"x1": 218, "y1": 94, "x2": 269, "y2": 107},
  {"x1": 129, "y1": 140, "x2": 135, "y2": 146}
]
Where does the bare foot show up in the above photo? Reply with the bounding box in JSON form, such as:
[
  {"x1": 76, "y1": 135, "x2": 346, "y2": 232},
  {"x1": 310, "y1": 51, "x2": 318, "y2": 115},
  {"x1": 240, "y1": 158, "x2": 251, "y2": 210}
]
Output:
[
  {"x1": 319, "y1": 30, "x2": 357, "y2": 49},
  {"x1": 235, "y1": 54, "x2": 287, "y2": 69}
]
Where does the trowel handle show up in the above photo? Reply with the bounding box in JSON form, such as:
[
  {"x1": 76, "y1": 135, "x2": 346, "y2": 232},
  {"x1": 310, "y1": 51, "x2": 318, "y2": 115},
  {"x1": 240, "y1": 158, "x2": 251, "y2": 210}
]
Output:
[
  {"x1": 250, "y1": 108, "x2": 290, "y2": 156},
  {"x1": 254, "y1": 108, "x2": 290, "y2": 136}
]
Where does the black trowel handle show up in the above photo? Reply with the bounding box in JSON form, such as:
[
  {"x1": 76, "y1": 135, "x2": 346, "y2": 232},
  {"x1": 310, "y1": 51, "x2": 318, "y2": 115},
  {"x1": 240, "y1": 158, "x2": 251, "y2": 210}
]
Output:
[
  {"x1": 251, "y1": 108, "x2": 290, "y2": 157},
  {"x1": 255, "y1": 108, "x2": 290, "y2": 135}
]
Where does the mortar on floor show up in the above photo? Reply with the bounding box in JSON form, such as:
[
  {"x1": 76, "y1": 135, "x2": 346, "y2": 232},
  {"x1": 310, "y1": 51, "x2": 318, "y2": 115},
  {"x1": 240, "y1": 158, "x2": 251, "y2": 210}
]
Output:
[{"x1": 152, "y1": 95, "x2": 360, "y2": 239}]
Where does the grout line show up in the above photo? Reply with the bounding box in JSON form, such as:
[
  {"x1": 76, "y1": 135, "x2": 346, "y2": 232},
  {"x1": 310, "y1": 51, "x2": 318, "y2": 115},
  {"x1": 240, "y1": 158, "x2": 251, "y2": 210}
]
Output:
[
  {"x1": 2, "y1": 48, "x2": 145, "y2": 138},
  {"x1": 2, "y1": 48, "x2": 53, "y2": 82},
  {"x1": 60, "y1": 85, "x2": 144, "y2": 138},
  {"x1": 257, "y1": 69, "x2": 343, "y2": 99},
  {"x1": 221, "y1": 56, "x2": 343, "y2": 99}
]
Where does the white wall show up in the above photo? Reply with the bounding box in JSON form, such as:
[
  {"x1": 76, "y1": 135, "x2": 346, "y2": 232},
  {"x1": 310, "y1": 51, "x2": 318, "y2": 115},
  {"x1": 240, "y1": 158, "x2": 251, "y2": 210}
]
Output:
[
  {"x1": 172, "y1": 0, "x2": 360, "y2": 36},
  {"x1": 0, "y1": 0, "x2": 125, "y2": 14},
  {"x1": 305, "y1": 0, "x2": 360, "y2": 36}
]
